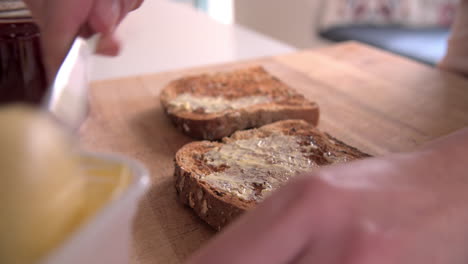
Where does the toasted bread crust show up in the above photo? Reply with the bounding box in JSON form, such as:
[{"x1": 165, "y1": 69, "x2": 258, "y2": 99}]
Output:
[
  {"x1": 175, "y1": 161, "x2": 247, "y2": 231},
  {"x1": 174, "y1": 120, "x2": 371, "y2": 230},
  {"x1": 160, "y1": 66, "x2": 319, "y2": 140}
]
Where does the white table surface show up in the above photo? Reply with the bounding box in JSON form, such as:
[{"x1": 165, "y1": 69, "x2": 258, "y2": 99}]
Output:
[{"x1": 91, "y1": 0, "x2": 296, "y2": 81}]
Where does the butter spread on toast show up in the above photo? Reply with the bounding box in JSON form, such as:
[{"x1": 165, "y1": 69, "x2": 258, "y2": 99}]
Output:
[
  {"x1": 201, "y1": 133, "x2": 327, "y2": 201},
  {"x1": 167, "y1": 93, "x2": 271, "y2": 114}
]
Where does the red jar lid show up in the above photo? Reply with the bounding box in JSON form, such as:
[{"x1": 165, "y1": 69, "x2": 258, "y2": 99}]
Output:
[{"x1": 0, "y1": 0, "x2": 31, "y2": 21}]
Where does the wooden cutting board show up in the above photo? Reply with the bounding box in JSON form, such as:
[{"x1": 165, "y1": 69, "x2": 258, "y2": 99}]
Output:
[{"x1": 79, "y1": 42, "x2": 468, "y2": 264}]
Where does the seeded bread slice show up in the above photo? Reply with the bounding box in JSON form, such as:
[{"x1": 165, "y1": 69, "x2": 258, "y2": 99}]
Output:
[
  {"x1": 174, "y1": 120, "x2": 370, "y2": 230},
  {"x1": 160, "y1": 66, "x2": 319, "y2": 140}
]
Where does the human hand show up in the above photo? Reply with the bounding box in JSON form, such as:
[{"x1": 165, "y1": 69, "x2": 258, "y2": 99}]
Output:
[
  {"x1": 188, "y1": 128, "x2": 468, "y2": 263},
  {"x1": 23, "y1": 0, "x2": 143, "y2": 80},
  {"x1": 439, "y1": 0, "x2": 468, "y2": 77}
]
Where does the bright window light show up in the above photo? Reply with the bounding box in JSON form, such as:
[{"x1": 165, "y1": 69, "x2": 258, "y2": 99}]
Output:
[{"x1": 207, "y1": 0, "x2": 233, "y2": 24}]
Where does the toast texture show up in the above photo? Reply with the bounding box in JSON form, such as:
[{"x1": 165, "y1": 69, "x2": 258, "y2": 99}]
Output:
[
  {"x1": 174, "y1": 120, "x2": 370, "y2": 230},
  {"x1": 160, "y1": 66, "x2": 319, "y2": 140}
]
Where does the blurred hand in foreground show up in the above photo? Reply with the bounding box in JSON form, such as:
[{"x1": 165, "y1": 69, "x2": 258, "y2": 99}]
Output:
[{"x1": 23, "y1": 0, "x2": 143, "y2": 80}]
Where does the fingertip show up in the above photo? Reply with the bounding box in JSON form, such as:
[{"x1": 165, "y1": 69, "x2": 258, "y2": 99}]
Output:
[{"x1": 95, "y1": 35, "x2": 121, "y2": 56}]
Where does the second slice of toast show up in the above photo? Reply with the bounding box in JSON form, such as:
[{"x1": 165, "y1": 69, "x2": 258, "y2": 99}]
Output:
[
  {"x1": 174, "y1": 120, "x2": 370, "y2": 230},
  {"x1": 160, "y1": 66, "x2": 319, "y2": 140}
]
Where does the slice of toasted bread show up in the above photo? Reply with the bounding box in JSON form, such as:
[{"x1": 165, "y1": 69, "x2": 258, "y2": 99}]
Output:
[
  {"x1": 160, "y1": 66, "x2": 319, "y2": 140},
  {"x1": 174, "y1": 120, "x2": 370, "y2": 230}
]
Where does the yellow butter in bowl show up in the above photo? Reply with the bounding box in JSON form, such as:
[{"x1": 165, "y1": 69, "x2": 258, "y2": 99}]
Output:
[
  {"x1": 76, "y1": 155, "x2": 131, "y2": 224},
  {"x1": 0, "y1": 104, "x2": 146, "y2": 264},
  {"x1": 0, "y1": 105, "x2": 84, "y2": 264}
]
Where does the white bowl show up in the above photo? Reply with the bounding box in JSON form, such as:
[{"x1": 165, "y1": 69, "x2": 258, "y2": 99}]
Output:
[{"x1": 39, "y1": 152, "x2": 150, "y2": 264}]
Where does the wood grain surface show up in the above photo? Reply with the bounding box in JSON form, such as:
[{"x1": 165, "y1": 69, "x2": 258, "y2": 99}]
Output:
[{"x1": 79, "y1": 42, "x2": 468, "y2": 264}]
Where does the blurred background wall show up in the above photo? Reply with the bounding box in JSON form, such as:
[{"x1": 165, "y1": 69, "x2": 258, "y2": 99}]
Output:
[{"x1": 170, "y1": 0, "x2": 459, "y2": 65}]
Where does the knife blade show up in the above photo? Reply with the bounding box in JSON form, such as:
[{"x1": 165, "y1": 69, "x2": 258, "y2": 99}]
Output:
[{"x1": 42, "y1": 35, "x2": 99, "y2": 131}]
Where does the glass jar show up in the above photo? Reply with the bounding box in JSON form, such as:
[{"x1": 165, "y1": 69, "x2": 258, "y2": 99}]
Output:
[{"x1": 0, "y1": 1, "x2": 47, "y2": 105}]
